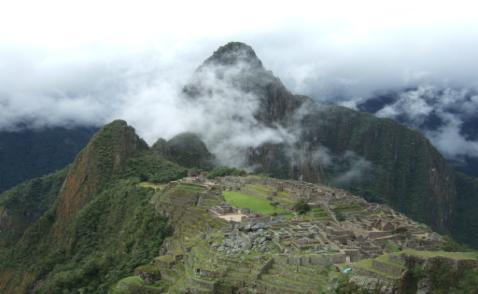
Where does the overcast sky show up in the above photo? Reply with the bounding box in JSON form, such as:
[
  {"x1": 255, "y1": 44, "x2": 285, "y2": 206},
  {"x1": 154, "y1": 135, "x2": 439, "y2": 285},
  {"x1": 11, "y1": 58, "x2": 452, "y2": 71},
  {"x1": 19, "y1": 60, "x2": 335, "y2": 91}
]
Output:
[
  {"x1": 2, "y1": 0, "x2": 477, "y2": 99},
  {"x1": 1, "y1": 0, "x2": 478, "y2": 163}
]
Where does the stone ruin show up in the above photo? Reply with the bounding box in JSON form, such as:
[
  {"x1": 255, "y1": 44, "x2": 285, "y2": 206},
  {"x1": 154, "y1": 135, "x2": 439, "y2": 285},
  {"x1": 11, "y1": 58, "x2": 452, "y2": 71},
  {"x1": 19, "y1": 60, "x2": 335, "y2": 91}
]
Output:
[
  {"x1": 209, "y1": 204, "x2": 258, "y2": 223},
  {"x1": 211, "y1": 176, "x2": 445, "y2": 262},
  {"x1": 152, "y1": 175, "x2": 453, "y2": 293}
]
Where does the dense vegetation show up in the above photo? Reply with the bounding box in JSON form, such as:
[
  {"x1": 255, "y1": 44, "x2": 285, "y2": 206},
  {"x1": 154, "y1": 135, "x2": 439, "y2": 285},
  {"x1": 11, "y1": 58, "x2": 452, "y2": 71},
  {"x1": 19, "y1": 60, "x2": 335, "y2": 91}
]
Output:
[
  {"x1": 452, "y1": 173, "x2": 478, "y2": 247},
  {"x1": 293, "y1": 199, "x2": 311, "y2": 215},
  {"x1": 0, "y1": 180, "x2": 171, "y2": 293},
  {"x1": 207, "y1": 166, "x2": 247, "y2": 178},
  {"x1": 0, "y1": 127, "x2": 95, "y2": 193},
  {"x1": 0, "y1": 169, "x2": 67, "y2": 246},
  {"x1": 152, "y1": 132, "x2": 214, "y2": 170},
  {"x1": 400, "y1": 257, "x2": 478, "y2": 293}
]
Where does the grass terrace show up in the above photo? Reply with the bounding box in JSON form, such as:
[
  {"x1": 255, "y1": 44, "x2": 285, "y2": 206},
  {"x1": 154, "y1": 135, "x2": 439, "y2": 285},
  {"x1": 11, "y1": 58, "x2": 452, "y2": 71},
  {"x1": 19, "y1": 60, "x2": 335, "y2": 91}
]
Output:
[
  {"x1": 137, "y1": 181, "x2": 165, "y2": 191},
  {"x1": 223, "y1": 191, "x2": 290, "y2": 216},
  {"x1": 331, "y1": 202, "x2": 363, "y2": 214},
  {"x1": 298, "y1": 207, "x2": 330, "y2": 221}
]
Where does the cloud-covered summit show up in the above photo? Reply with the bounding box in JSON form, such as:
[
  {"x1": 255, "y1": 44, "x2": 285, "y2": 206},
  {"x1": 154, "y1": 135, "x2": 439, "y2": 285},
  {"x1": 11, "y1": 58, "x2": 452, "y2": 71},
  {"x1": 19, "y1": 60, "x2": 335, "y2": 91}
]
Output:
[
  {"x1": 202, "y1": 42, "x2": 263, "y2": 68},
  {"x1": 1, "y1": 32, "x2": 478, "y2": 175}
]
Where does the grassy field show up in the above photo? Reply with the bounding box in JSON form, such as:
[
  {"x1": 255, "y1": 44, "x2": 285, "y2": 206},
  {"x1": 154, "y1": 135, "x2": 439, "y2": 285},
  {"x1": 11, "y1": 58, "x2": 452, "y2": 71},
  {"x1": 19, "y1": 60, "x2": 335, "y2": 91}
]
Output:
[
  {"x1": 243, "y1": 183, "x2": 295, "y2": 207},
  {"x1": 138, "y1": 181, "x2": 165, "y2": 191},
  {"x1": 223, "y1": 191, "x2": 288, "y2": 216}
]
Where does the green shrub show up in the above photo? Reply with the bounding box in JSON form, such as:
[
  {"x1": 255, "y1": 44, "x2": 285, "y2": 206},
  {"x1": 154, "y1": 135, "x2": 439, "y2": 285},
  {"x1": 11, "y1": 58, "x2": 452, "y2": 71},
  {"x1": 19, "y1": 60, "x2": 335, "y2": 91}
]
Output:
[
  {"x1": 441, "y1": 235, "x2": 471, "y2": 252},
  {"x1": 207, "y1": 166, "x2": 247, "y2": 178},
  {"x1": 336, "y1": 210, "x2": 346, "y2": 222},
  {"x1": 293, "y1": 200, "x2": 311, "y2": 215}
]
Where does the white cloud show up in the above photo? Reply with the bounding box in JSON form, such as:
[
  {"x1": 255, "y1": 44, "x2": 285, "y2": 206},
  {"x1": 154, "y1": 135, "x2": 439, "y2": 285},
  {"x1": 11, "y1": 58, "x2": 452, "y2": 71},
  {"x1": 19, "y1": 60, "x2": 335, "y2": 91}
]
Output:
[
  {"x1": 427, "y1": 114, "x2": 478, "y2": 160},
  {"x1": 1, "y1": 0, "x2": 478, "y2": 165},
  {"x1": 368, "y1": 86, "x2": 478, "y2": 162}
]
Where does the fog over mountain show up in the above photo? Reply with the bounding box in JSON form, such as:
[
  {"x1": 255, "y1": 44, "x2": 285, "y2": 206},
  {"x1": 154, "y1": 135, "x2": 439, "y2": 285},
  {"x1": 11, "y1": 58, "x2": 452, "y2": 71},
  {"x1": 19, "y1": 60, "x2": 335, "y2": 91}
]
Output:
[
  {"x1": 1, "y1": 0, "x2": 478, "y2": 171},
  {"x1": 354, "y1": 86, "x2": 478, "y2": 174}
]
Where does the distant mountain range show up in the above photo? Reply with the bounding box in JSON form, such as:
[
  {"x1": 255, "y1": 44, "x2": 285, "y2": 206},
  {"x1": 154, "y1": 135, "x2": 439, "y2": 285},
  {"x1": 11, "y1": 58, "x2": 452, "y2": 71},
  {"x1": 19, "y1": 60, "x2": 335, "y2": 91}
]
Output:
[{"x1": 0, "y1": 127, "x2": 96, "y2": 193}]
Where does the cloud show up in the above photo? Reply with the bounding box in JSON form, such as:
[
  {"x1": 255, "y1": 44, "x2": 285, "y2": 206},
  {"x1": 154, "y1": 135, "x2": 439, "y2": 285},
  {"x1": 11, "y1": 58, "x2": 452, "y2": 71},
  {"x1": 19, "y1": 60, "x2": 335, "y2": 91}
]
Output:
[
  {"x1": 1, "y1": 3, "x2": 478, "y2": 168},
  {"x1": 332, "y1": 151, "x2": 373, "y2": 186},
  {"x1": 307, "y1": 146, "x2": 373, "y2": 186},
  {"x1": 113, "y1": 50, "x2": 298, "y2": 169},
  {"x1": 359, "y1": 86, "x2": 478, "y2": 163}
]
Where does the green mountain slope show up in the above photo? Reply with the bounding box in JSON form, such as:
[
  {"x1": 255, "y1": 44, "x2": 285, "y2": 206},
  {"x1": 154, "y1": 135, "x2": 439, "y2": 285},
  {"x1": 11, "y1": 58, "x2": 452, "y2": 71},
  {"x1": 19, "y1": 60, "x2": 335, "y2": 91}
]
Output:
[
  {"x1": 300, "y1": 105, "x2": 456, "y2": 233},
  {"x1": 452, "y1": 173, "x2": 478, "y2": 246},
  {"x1": 152, "y1": 132, "x2": 214, "y2": 170},
  {"x1": 0, "y1": 127, "x2": 96, "y2": 193},
  {"x1": 0, "y1": 169, "x2": 67, "y2": 247}
]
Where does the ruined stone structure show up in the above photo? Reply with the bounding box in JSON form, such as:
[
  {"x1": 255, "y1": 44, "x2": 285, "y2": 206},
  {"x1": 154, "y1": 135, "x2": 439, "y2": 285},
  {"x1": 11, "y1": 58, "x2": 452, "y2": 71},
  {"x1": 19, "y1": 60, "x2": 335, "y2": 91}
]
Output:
[
  {"x1": 212, "y1": 176, "x2": 444, "y2": 262},
  {"x1": 151, "y1": 175, "x2": 449, "y2": 293}
]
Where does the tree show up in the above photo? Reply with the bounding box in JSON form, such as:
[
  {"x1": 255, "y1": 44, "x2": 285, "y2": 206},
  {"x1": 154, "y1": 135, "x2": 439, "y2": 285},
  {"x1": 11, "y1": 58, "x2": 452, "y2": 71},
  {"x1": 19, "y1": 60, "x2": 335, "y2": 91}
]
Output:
[{"x1": 293, "y1": 200, "x2": 310, "y2": 215}]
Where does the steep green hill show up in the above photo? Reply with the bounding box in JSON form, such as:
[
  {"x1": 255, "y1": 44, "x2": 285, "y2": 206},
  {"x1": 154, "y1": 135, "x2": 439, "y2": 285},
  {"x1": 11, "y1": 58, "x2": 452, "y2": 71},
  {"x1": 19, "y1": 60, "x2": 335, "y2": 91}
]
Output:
[
  {"x1": 0, "y1": 121, "x2": 186, "y2": 293},
  {"x1": 300, "y1": 104, "x2": 456, "y2": 234},
  {"x1": 152, "y1": 132, "x2": 214, "y2": 170}
]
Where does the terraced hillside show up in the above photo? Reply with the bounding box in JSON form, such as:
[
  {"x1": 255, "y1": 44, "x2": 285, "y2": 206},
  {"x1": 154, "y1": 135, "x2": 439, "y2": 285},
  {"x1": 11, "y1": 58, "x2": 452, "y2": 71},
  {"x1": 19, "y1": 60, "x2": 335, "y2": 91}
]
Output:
[{"x1": 112, "y1": 175, "x2": 478, "y2": 293}]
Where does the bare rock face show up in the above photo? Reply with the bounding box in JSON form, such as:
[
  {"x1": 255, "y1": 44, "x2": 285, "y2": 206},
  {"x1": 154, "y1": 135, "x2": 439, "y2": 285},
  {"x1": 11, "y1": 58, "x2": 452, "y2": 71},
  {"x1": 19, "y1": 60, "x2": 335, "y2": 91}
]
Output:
[{"x1": 55, "y1": 120, "x2": 147, "y2": 224}]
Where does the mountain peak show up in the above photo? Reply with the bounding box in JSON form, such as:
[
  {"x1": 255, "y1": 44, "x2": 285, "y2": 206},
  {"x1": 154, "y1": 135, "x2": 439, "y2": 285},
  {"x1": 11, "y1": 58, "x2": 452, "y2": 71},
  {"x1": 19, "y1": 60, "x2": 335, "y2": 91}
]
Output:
[
  {"x1": 203, "y1": 42, "x2": 263, "y2": 68},
  {"x1": 54, "y1": 120, "x2": 147, "y2": 224},
  {"x1": 185, "y1": 42, "x2": 305, "y2": 125}
]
